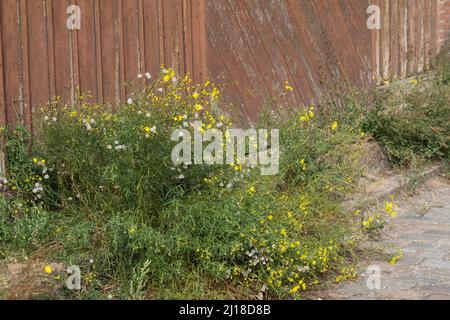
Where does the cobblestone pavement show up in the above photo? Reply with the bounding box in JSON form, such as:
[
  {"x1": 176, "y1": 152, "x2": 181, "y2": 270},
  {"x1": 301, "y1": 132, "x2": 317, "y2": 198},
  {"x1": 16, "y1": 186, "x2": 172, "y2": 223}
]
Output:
[{"x1": 319, "y1": 177, "x2": 450, "y2": 300}]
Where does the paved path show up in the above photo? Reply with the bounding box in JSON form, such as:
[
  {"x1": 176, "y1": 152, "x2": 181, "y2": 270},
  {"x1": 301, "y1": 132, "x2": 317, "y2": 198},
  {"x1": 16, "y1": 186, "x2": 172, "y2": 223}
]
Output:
[{"x1": 319, "y1": 177, "x2": 450, "y2": 300}]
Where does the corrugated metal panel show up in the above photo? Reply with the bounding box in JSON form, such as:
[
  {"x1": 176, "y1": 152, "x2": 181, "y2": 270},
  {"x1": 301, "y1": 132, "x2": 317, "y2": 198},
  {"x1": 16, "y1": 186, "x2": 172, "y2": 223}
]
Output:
[
  {"x1": 0, "y1": 0, "x2": 445, "y2": 128},
  {"x1": 372, "y1": 0, "x2": 442, "y2": 82},
  {"x1": 0, "y1": 0, "x2": 207, "y2": 129},
  {"x1": 206, "y1": 0, "x2": 443, "y2": 120}
]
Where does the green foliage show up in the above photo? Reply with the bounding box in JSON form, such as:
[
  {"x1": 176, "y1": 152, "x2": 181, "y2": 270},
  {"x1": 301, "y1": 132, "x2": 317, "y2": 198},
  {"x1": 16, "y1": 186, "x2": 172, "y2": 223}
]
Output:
[
  {"x1": 0, "y1": 69, "x2": 365, "y2": 299},
  {"x1": 361, "y1": 53, "x2": 450, "y2": 166}
]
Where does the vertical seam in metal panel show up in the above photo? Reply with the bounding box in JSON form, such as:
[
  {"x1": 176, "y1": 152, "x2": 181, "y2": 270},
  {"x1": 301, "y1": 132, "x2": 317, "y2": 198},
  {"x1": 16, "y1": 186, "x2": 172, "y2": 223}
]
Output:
[
  {"x1": 0, "y1": 1, "x2": 7, "y2": 127},
  {"x1": 419, "y1": 0, "x2": 424, "y2": 72},
  {"x1": 0, "y1": 1, "x2": 5, "y2": 173},
  {"x1": 198, "y1": 0, "x2": 207, "y2": 81},
  {"x1": 158, "y1": 0, "x2": 165, "y2": 68},
  {"x1": 114, "y1": 0, "x2": 120, "y2": 105},
  {"x1": 138, "y1": 0, "x2": 145, "y2": 73},
  {"x1": 19, "y1": 0, "x2": 31, "y2": 131},
  {"x1": 46, "y1": 0, "x2": 56, "y2": 99},
  {"x1": 181, "y1": 0, "x2": 188, "y2": 75},
  {"x1": 118, "y1": 0, "x2": 125, "y2": 101},
  {"x1": 73, "y1": 0, "x2": 81, "y2": 105},
  {"x1": 114, "y1": 0, "x2": 126, "y2": 104},
  {"x1": 15, "y1": 0, "x2": 24, "y2": 124},
  {"x1": 94, "y1": 0, "x2": 104, "y2": 103}
]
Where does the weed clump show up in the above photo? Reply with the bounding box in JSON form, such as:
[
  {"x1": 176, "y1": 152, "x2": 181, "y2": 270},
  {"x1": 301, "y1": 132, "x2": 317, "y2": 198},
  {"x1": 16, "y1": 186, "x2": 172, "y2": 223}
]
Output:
[{"x1": 1, "y1": 69, "x2": 367, "y2": 299}]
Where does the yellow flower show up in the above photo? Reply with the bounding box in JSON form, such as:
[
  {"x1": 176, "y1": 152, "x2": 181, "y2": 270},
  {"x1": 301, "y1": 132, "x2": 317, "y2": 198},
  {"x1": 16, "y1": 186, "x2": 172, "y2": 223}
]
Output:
[
  {"x1": 331, "y1": 121, "x2": 338, "y2": 130},
  {"x1": 44, "y1": 265, "x2": 53, "y2": 274},
  {"x1": 299, "y1": 116, "x2": 308, "y2": 122},
  {"x1": 211, "y1": 88, "x2": 220, "y2": 100},
  {"x1": 285, "y1": 81, "x2": 294, "y2": 92},
  {"x1": 309, "y1": 111, "x2": 315, "y2": 118},
  {"x1": 299, "y1": 159, "x2": 307, "y2": 170},
  {"x1": 33, "y1": 158, "x2": 38, "y2": 164},
  {"x1": 247, "y1": 186, "x2": 256, "y2": 194},
  {"x1": 144, "y1": 127, "x2": 151, "y2": 133},
  {"x1": 163, "y1": 75, "x2": 170, "y2": 83},
  {"x1": 128, "y1": 227, "x2": 137, "y2": 235},
  {"x1": 385, "y1": 202, "x2": 398, "y2": 218},
  {"x1": 194, "y1": 104, "x2": 203, "y2": 111},
  {"x1": 280, "y1": 229, "x2": 287, "y2": 237},
  {"x1": 193, "y1": 92, "x2": 200, "y2": 99},
  {"x1": 268, "y1": 215, "x2": 273, "y2": 221},
  {"x1": 290, "y1": 285, "x2": 300, "y2": 294}
]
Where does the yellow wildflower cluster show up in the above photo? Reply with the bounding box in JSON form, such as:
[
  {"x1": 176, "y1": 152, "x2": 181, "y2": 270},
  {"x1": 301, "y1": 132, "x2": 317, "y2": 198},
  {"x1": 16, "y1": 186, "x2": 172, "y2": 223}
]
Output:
[
  {"x1": 299, "y1": 105, "x2": 315, "y2": 122},
  {"x1": 385, "y1": 201, "x2": 398, "y2": 218},
  {"x1": 335, "y1": 266, "x2": 356, "y2": 283},
  {"x1": 388, "y1": 251, "x2": 404, "y2": 265}
]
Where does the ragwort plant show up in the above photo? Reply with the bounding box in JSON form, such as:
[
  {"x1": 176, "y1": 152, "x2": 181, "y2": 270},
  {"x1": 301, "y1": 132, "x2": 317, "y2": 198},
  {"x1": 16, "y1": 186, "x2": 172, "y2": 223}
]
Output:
[{"x1": 0, "y1": 68, "x2": 367, "y2": 299}]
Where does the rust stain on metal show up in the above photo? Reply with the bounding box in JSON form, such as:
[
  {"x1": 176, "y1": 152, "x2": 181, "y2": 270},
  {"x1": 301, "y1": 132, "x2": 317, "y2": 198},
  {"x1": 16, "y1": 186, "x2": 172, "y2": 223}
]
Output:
[{"x1": 0, "y1": 0, "x2": 447, "y2": 129}]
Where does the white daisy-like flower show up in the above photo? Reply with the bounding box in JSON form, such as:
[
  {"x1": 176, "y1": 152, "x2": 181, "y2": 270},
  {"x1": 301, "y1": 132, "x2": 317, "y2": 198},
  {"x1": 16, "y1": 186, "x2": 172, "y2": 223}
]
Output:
[
  {"x1": 137, "y1": 74, "x2": 143, "y2": 79},
  {"x1": 52, "y1": 117, "x2": 57, "y2": 122},
  {"x1": 114, "y1": 140, "x2": 119, "y2": 145},
  {"x1": 44, "y1": 116, "x2": 49, "y2": 121},
  {"x1": 150, "y1": 126, "x2": 157, "y2": 133},
  {"x1": 90, "y1": 118, "x2": 95, "y2": 124},
  {"x1": 44, "y1": 174, "x2": 49, "y2": 180},
  {"x1": 107, "y1": 145, "x2": 112, "y2": 150},
  {"x1": 157, "y1": 88, "x2": 164, "y2": 93},
  {"x1": 145, "y1": 113, "x2": 151, "y2": 118},
  {"x1": 145, "y1": 72, "x2": 151, "y2": 80},
  {"x1": 127, "y1": 98, "x2": 133, "y2": 105}
]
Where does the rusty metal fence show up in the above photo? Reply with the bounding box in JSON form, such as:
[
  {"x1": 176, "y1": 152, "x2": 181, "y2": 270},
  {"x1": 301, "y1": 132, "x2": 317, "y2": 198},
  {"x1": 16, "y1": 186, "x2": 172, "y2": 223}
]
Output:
[
  {"x1": 206, "y1": 0, "x2": 446, "y2": 119},
  {"x1": 0, "y1": 0, "x2": 207, "y2": 132},
  {"x1": 0, "y1": 0, "x2": 447, "y2": 128}
]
